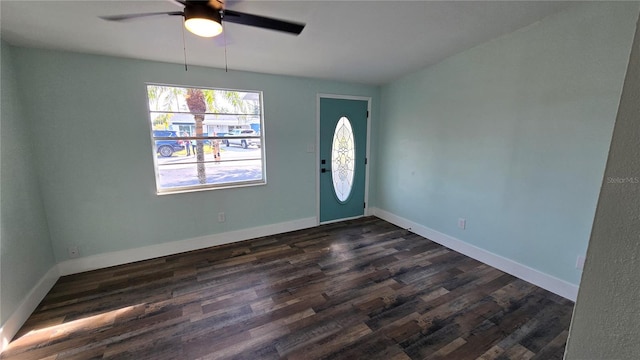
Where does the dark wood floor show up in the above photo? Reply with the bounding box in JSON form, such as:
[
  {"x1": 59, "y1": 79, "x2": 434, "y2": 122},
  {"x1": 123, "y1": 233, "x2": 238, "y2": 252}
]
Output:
[{"x1": 2, "y1": 217, "x2": 574, "y2": 360}]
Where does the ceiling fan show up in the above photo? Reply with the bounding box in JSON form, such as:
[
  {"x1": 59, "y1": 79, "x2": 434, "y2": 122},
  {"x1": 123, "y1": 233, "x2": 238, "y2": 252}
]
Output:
[{"x1": 100, "y1": 0, "x2": 305, "y2": 38}]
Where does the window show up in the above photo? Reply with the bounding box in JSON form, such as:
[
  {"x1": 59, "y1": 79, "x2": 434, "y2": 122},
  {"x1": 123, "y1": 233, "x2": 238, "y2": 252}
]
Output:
[
  {"x1": 147, "y1": 84, "x2": 265, "y2": 194},
  {"x1": 178, "y1": 125, "x2": 195, "y2": 136}
]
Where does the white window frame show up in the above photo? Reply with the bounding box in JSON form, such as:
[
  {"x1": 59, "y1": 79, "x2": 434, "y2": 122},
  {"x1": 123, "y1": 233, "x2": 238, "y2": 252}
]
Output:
[{"x1": 146, "y1": 83, "x2": 266, "y2": 195}]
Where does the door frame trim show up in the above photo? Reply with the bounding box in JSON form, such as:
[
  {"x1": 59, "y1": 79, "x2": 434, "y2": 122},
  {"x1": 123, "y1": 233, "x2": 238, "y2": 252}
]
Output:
[{"x1": 316, "y1": 94, "x2": 372, "y2": 225}]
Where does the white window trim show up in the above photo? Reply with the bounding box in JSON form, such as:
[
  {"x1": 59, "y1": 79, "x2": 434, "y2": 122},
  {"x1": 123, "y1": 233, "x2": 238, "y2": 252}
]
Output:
[{"x1": 146, "y1": 83, "x2": 267, "y2": 195}]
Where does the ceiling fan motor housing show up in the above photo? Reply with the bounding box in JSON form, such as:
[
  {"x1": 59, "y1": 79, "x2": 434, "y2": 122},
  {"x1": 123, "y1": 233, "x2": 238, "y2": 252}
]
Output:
[{"x1": 184, "y1": 3, "x2": 222, "y2": 24}]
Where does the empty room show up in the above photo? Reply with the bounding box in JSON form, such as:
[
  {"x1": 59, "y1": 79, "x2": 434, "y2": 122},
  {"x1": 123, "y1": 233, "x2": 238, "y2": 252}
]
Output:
[{"x1": 1, "y1": 1, "x2": 639, "y2": 359}]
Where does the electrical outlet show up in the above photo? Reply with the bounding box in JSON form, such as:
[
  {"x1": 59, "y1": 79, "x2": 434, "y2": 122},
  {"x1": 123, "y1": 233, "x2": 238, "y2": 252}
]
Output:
[
  {"x1": 68, "y1": 246, "x2": 80, "y2": 258},
  {"x1": 576, "y1": 255, "x2": 586, "y2": 270},
  {"x1": 458, "y1": 218, "x2": 466, "y2": 230},
  {"x1": 218, "y1": 212, "x2": 226, "y2": 223}
]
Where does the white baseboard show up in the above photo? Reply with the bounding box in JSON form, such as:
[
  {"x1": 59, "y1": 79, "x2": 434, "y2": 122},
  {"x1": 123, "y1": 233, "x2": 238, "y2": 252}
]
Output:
[
  {"x1": 371, "y1": 207, "x2": 579, "y2": 301},
  {"x1": 57, "y1": 216, "x2": 317, "y2": 276},
  {"x1": 1, "y1": 265, "x2": 59, "y2": 353}
]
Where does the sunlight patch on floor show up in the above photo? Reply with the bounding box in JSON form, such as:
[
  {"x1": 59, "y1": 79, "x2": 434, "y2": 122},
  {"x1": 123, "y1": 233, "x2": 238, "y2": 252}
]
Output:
[{"x1": 5, "y1": 304, "x2": 140, "y2": 351}]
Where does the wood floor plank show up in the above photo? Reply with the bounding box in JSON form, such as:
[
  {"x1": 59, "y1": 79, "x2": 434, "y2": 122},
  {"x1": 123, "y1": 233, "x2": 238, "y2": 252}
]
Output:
[{"x1": 1, "y1": 217, "x2": 574, "y2": 360}]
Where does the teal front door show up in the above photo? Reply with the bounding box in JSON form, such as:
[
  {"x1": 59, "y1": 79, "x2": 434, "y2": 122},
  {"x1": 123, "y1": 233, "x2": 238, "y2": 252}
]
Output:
[{"x1": 319, "y1": 97, "x2": 368, "y2": 223}]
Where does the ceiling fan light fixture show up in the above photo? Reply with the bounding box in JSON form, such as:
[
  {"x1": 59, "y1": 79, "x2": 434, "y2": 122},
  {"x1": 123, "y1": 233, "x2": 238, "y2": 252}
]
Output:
[
  {"x1": 185, "y1": 18, "x2": 222, "y2": 37},
  {"x1": 184, "y1": 5, "x2": 223, "y2": 38}
]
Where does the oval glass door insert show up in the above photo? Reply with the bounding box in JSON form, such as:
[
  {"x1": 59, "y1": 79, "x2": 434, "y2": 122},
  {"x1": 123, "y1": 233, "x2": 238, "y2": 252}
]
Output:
[{"x1": 331, "y1": 116, "x2": 355, "y2": 202}]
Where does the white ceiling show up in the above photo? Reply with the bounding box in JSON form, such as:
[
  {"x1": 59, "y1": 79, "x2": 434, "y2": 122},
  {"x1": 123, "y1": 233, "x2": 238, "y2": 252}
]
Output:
[{"x1": 1, "y1": 1, "x2": 574, "y2": 85}]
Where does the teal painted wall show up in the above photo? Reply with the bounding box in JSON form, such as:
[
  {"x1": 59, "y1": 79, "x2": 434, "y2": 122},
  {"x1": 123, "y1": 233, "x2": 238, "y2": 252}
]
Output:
[
  {"x1": 11, "y1": 47, "x2": 379, "y2": 262},
  {"x1": 0, "y1": 42, "x2": 55, "y2": 325},
  {"x1": 375, "y1": 2, "x2": 639, "y2": 285}
]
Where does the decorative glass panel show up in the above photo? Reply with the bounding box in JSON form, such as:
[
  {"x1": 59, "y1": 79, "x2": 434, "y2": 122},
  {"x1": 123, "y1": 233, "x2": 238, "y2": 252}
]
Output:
[{"x1": 331, "y1": 117, "x2": 355, "y2": 202}]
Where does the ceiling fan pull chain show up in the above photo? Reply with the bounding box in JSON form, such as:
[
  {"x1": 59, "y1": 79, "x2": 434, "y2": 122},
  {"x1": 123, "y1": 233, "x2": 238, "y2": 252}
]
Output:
[
  {"x1": 222, "y1": 12, "x2": 228, "y2": 73},
  {"x1": 182, "y1": 16, "x2": 188, "y2": 71}
]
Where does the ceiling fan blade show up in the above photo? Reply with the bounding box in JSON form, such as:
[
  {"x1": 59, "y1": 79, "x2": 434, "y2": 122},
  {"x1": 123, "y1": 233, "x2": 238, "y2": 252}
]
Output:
[
  {"x1": 223, "y1": 10, "x2": 304, "y2": 35},
  {"x1": 100, "y1": 11, "x2": 183, "y2": 22}
]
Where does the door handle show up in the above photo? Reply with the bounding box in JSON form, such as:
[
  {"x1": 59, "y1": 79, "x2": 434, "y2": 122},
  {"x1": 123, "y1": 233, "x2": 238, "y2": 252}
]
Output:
[{"x1": 321, "y1": 159, "x2": 329, "y2": 173}]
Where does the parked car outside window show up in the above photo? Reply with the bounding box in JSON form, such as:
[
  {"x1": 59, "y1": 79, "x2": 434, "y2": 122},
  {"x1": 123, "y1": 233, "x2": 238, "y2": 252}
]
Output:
[
  {"x1": 153, "y1": 130, "x2": 185, "y2": 157},
  {"x1": 222, "y1": 129, "x2": 261, "y2": 149}
]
